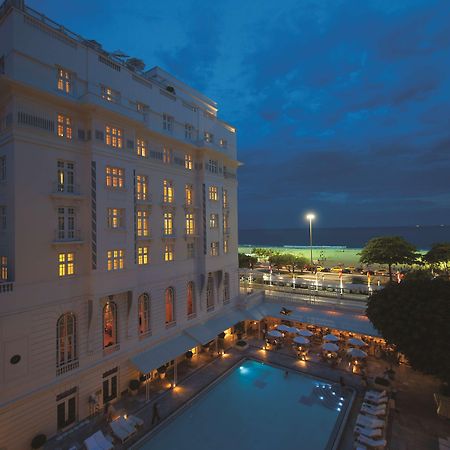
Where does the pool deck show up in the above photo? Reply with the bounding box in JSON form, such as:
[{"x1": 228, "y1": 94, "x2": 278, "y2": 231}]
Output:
[{"x1": 45, "y1": 339, "x2": 449, "y2": 450}]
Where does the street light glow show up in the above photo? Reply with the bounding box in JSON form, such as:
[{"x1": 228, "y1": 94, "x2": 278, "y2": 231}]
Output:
[{"x1": 306, "y1": 213, "x2": 315, "y2": 221}]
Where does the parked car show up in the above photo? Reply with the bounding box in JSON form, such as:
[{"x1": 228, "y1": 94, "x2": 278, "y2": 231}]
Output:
[{"x1": 331, "y1": 266, "x2": 343, "y2": 273}]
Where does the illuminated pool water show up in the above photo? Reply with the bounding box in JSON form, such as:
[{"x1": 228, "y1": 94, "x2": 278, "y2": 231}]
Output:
[{"x1": 137, "y1": 360, "x2": 350, "y2": 450}]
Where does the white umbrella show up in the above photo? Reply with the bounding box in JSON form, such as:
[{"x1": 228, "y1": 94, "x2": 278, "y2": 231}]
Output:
[
  {"x1": 276, "y1": 324, "x2": 291, "y2": 333},
  {"x1": 297, "y1": 329, "x2": 313, "y2": 337},
  {"x1": 267, "y1": 330, "x2": 283, "y2": 338},
  {"x1": 324, "y1": 334, "x2": 339, "y2": 342},
  {"x1": 347, "y1": 348, "x2": 368, "y2": 358},
  {"x1": 293, "y1": 336, "x2": 310, "y2": 346},
  {"x1": 322, "y1": 343, "x2": 339, "y2": 352},
  {"x1": 348, "y1": 338, "x2": 366, "y2": 347},
  {"x1": 288, "y1": 326, "x2": 301, "y2": 334}
]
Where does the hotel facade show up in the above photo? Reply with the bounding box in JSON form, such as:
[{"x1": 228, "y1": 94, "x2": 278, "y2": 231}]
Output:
[{"x1": 0, "y1": 1, "x2": 240, "y2": 448}]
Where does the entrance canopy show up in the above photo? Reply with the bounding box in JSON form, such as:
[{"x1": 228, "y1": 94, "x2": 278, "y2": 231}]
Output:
[
  {"x1": 131, "y1": 333, "x2": 198, "y2": 374},
  {"x1": 185, "y1": 309, "x2": 246, "y2": 345}
]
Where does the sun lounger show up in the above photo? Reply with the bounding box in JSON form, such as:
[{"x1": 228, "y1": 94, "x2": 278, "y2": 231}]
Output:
[
  {"x1": 356, "y1": 414, "x2": 384, "y2": 429},
  {"x1": 84, "y1": 430, "x2": 113, "y2": 450},
  {"x1": 364, "y1": 393, "x2": 388, "y2": 404},
  {"x1": 366, "y1": 389, "x2": 387, "y2": 398},
  {"x1": 117, "y1": 416, "x2": 136, "y2": 433},
  {"x1": 357, "y1": 434, "x2": 387, "y2": 449},
  {"x1": 354, "y1": 425, "x2": 383, "y2": 438},
  {"x1": 126, "y1": 414, "x2": 144, "y2": 427},
  {"x1": 361, "y1": 404, "x2": 386, "y2": 416},
  {"x1": 110, "y1": 420, "x2": 134, "y2": 443}
]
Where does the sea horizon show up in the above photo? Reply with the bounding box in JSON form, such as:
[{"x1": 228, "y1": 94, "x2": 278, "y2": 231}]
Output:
[{"x1": 238, "y1": 225, "x2": 450, "y2": 249}]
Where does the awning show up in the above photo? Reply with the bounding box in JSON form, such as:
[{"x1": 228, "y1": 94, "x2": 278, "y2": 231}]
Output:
[
  {"x1": 131, "y1": 334, "x2": 198, "y2": 374},
  {"x1": 245, "y1": 303, "x2": 380, "y2": 337},
  {"x1": 185, "y1": 309, "x2": 246, "y2": 345}
]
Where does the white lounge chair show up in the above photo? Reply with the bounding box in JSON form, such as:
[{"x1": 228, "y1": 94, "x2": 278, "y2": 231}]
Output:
[
  {"x1": 356, "y1": 414, "x2": 384, "y2": 429},
  {"x1": 366, "y1": 389, "x2": 387, "y2": 398},
  {"x1": 117, "y1": 416, "x2": 136, "y2": 433},
  {"x1": 354, "y1": 425, "x2": 383, "y2": 438},
  {"x1": 110, "y1": 420, "x2": 133, "y2": 443},
  {"x1": 84, "y1": 431, "x2": 113, "y2": 450},
  {"x1": 126, "y1": 414, "x2": 144, "y2": 427},
  {"x1": 364, "y1": 393, "x2": 388, "y2": 404},
  {"x1": 357, "y1": 434, "x2": 387, "y2": 449},
  {"x1": 361, "y1": 404, "x2": 386, "y2": 416}
]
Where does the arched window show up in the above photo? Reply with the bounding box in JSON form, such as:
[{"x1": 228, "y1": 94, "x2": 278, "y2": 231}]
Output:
[
  {"x1": 138, "y1": 293, "x2": 150, "y2": 335},
  {"x1": 223, "y1": 272, "x2": 230, "y2": 303},
  {"x1": 165, "y1": 287, "x2": 175, "y2": 324},
  {"x1": 103, "y1": 302, "x2": 117, "y2": 348},
  {"x1": 206, "y1": 273, "x2": 215, "y2": 310},
  {"x1": 187, "y1": 282, "x2": 195, "y2": 316},
  {"x1": 57, "y1": 313, "x2": 77, "y2": 367}
]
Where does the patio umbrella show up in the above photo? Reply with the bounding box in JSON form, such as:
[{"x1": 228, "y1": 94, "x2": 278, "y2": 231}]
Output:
[
  {"x1": 288, "y1": 326, "x2": 301, "y2": 334},
  {"x1": 297, "y1": 329, "x2": 313, "y2": 337},
  {"x1": 276, "y1": 324, "x2": 292, "y2": 333},
  {"x1": 324, "y1": 334, "x2": 339, "y2": 342},
  {"x1": 267, "y1": 330, "x2": 283, "y2": 338},
  {"x1": 348, "y1": 338, "x2": 366, "y2": 347},
  {"x1": 322, "y1": 343, "x2": 339, "y2": 352},
  {"x1": 293, "y1": 336, "x2": 310, "y2": 346},
  {"x1": 347, "y1": 348, "x2": 368, "y2": 358}
]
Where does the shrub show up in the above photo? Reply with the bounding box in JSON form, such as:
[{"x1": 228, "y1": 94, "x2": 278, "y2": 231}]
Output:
[
  {"x1": 129, "y1": 379, "x2": 140, "y2": 391},
  {"x1": 31, "y1": 434, "x2": 47, "y2": 449}
]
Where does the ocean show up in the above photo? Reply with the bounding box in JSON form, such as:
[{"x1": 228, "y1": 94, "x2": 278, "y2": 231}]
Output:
[{"x1": 238, "y1": 225, "x2": 450, "y2": 250}]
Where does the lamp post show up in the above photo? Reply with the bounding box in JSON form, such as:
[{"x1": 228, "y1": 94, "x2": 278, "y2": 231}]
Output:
[{"x1": 306, "y1": 213, "x2": 315, "y2": 268}]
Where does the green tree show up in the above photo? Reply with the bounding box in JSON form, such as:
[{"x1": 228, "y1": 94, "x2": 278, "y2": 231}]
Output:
[
  {"x1": 423, "y1": 242, "x2": 450, "y2": 278},
  {"x1": 360, "y1": 236, "x2": 418, "y2": 281},
  {"x1": 252, "y1": 247, "x2": 275, "y2": 260},
  {"x1": 238, "y1": 253, "x2": 257, "y2": 269},
  {"x1": 366, "y1": 278, "x2": 450, "y2": 385},
  {"x1": 268, "y1": 253, "x2": 308, "y2": 274}
]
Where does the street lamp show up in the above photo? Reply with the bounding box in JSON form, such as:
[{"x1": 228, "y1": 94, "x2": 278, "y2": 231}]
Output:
[{"x1": 306, "y1": 213, "x2": 315, "y2": 268}]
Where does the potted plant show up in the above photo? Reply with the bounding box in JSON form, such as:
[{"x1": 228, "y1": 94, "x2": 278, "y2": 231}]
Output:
[
  {"x1": 157, "y1": 365, "x2": 167, "y2": 380},
  {"x1": 235, "y1": 340, "x2": 248, "y2": 351},
  {"x1": 31, "y1": 434, "x2": 47, "y2": 449},
  {"x1": 185, "y1": 350, "x2": 193, "y2": 360},
  {"x1": 129, "y1": 379, "x2": 140, "y2": 396},
  {"x1": 139, "y1": 374, "x2": 146, "y2": 383}
]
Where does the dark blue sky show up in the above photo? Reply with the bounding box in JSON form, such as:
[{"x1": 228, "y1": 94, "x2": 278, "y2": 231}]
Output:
[{"x1": 29, "y1": 0, "x2": 450, "y2": 229}]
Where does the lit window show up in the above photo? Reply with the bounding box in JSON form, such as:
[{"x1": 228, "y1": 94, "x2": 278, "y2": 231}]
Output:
[
  {"x1": 210, "y1": 242, "x2": 219, "y2": 256},
  {"x1": 107, "y1": 250, "x2": 124, "y2": 271},
  {"x1": 223, "y1": 189, "x2": 228, "y2": 208},
  {"x1": 137, "y1": 209, "x2": 149, "y2": 237},
  {"x1": 164, "y1": 244, "x2": 174, "y2": 262},
  {"x1": 57, "y1": 160, "x2": 74, "y2": 193},
  {"x1": 223, "y1": 214, "x2": 229, "y2": 233},
  {"x1": 101, "y1": 85, "x2": 120, "y2": 103},
  {"x1": 137, "y1": 246, "x2": 149, "y2": 265},
  {"x1": 57, "y1": 68, "x2": 71, "y2": 94},
  {"x1": 208, "y1": 159, "x2": 218, "y2": 173},
  {"x1": 56, "y1": 313, "x2": 77, "y2": 369},
  {"x1": 184, "y1": 154, "x2": 193, "y2": 170},
  {"x1": 185, "y1": 184, "x2": 193, "y2": 206},
  {"x1": 0, "y1": 156, "x2": 5, "y2": 182},
  {"x1": 165, "y1": 287, "x2": 175, "y2": 324},
  {"x1": 185, "y1": 123, "x2": 193, "y2": 140},
  {"x1": 1, "y1": 256, "x2": 7, "y2": 280},
  {"x1": 204, "y1": 132, "x2": 214, "y2": 143},
  {"x1": 57, "y1": 114, "x2": 72, "y2": 139},
  {"x1": 107, "y1": 208, "x2": 124, "y2": 229},
  {"x1": 56, "y1": 388, "x2": 77, "y2": 430},
  {"x1": 136, "y1": 102, "x2": 149, "y2": 113},
  {"x1": 219, "y1": 138, "x2": 227, "y2": 148},
  {"x1": 185, "y1": 213, "x2": 195, "y2": 235},
  {"x1": 137, "y1": 138, "x2": 147, "y2": 157},
  {"x1": 223, "y1": 239, "x2": 229, "y2": 254},
  {"x1": 163, "y1": 114, "x2": 174, "y2": 132},
  {"x1": 103, "y1": 302, "x2": 117, "y2": 348},
  {"x1": 187, "y1": 282, "x2": 195, "y2": 316},
  {"x1": 164, "y1": 212, "x2": 173, "y2": 236},
  {"x1": 163, "y1": 147, "x2": 172, "y2": 164},
  {"x1": 136, "y1": 174, "x2": 148, "y2": 200},
  {"x1": 105, "y1": 126, "x2": 123, "y2": 148},
  {"x1": 0, "y1": 206, "x2": 6, "y2": 231},
  {"x1": 209, "y1": 213, "x2": 218, "y2": 228},
  {"x1": 208, "y1": 186, "x2": 218, "y2": 201},
  {"x1": 163, "y1": 180, "x2": 174, "y2": 203},
  {"x1": 106, "y1": 166, "x2": 124, "y2": 188},
  {"x1": 138, "y1": 294, "x2": 150, "y2": 335},
  {"x1": 187, "y1": 242, "x2": 195, "y2": 259},
  {"x1": 58, "y1": 252, "x2": 74, "y2": 277}
]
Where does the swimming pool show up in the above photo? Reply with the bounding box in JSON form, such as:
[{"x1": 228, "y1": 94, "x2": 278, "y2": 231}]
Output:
[{"x1": 137, "y1": 359, "x2": 351, "y2": 450}]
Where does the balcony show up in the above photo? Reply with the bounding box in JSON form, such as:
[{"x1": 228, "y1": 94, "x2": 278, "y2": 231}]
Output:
[
  {"x1": 50, "y1": 182, "x2": 84, "y2": 201},
  {"x1": 184, "y1": 229, "x2": 199, "y2": 239},
  {"x1": 53, "y1": 230, "x2": 84, "y2": 245},
  {"x1": 0, "y1": 281, "x2": 14, "y2": 294},
  {"x1": 136, "y1": 193, "x2": 152, "y2": 205},
  {"x1": 207, "y1": 305, "x2": 215, "y2": 312},
  {"x1": 136, "y1": 231, "x2": 152, "y2": 240},
  {"x1": 161, "y1": 229, "x2": 176, "y2": 240},
  {"x1": 183, "y1": 202, "x2": 199, "y2": 211},
  {"x1": 56, "y1": 360, "x2": 79, "y2": 376},
  {"x1": 103, "y1": 343, "x2": 120, "y2": 356},
  {"x1": 165, "y1": 321, "x2": 176, "y2": 330},
  {"x1": 160, "y1": 196, "x2": 176, "y2": 209}
]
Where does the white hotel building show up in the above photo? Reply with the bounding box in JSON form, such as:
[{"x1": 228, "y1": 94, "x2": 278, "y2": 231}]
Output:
[{"x1": 0, "y1": 1, "x2": 240, "y2": 447}]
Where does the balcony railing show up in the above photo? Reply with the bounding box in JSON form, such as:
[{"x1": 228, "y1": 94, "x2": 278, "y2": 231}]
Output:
[
  {"x1": 0, "y1": 281, "x2": 14, "y2": 294},
  {"x1": 136, "y1": 230, "x2": 152, "y2": 240},
  {"x1": 165, "y1": 321, "x2": 176, "y2": 329},
  {"x1": 53, "y1": 230, "x2": 83, "y2": 243},
  {"x1": 207, "y1": 304, "x2": 215, "y2": 312},
  {"x1": 187, "y1": 313, "x2": 197, "y2": 320},
  {"x1": 160, "y1": 196, "x2": 175, "y2": 208},
  {"x1": 162, "y1": 229, "x2": 176, "y2": 239},
  {"x1": 56, "y1": 360, "x2": 79, "y2": 376},
  {"x1": 51, "y1": 182, "x2": 82, "y2": 197},
  {"x1": 103, "y1": 343, "x2": 120, "y2": 356},
  {"x1": 136, "y1": 193, "x2": 152, "y2": 204},
  {"x1": 184, "y1": 228, "x2": 198, "y2": 239}
]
